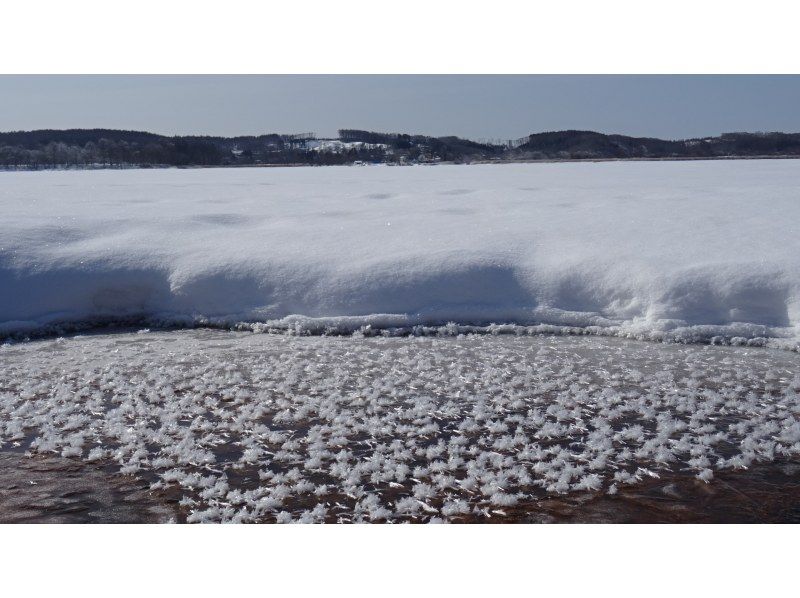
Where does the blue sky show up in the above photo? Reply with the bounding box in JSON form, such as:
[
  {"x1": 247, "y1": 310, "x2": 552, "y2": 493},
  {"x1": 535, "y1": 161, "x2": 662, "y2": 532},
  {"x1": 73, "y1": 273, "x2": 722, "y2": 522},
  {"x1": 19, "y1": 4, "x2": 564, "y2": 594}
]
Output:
[{"x1": 1, "y1": 75, "x2": 798, "y2": 140}]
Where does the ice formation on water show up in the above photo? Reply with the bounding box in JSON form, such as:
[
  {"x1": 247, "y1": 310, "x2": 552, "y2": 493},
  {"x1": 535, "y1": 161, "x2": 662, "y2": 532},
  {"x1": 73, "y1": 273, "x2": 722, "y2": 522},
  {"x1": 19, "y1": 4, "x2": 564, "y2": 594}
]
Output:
[
  {"x1": 1, "y1": 330, "x2": 798, "y2": 523},
  {"x1": 2, "y1": 160, "x2": 800, "y2": 345}
]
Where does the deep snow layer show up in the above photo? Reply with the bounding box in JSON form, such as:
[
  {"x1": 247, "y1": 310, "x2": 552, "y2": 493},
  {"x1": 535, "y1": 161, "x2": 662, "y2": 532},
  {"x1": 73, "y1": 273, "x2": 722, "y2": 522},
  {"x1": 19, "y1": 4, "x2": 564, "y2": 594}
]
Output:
[
  {"x1": 2, "y1": 161, "x2": 800, "y2": 342},
  {"x1": 1, "y1": 331, "x2": 799, "y2": 523}
]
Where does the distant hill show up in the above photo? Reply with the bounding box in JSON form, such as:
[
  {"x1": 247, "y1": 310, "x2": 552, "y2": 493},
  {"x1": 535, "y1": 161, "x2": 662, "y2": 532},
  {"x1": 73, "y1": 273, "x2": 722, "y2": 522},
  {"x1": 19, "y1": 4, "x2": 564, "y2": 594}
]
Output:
[
  {"x1": 1, "y1": 128, "x2": 799, "y2": 169},
  {"x1": 0, "y1": 128, "x2": 165, "y2": 147},
  {"x1": 513, "y1": 130, "x2": 800, "y2": 160}
]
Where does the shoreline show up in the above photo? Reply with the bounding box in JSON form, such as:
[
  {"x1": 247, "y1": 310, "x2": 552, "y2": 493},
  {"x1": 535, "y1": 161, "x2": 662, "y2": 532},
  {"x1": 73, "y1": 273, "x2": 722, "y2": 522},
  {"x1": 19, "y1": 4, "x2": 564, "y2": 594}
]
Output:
[{"x1": 3, "y1": 153, "x2": 800, "y2": 172}]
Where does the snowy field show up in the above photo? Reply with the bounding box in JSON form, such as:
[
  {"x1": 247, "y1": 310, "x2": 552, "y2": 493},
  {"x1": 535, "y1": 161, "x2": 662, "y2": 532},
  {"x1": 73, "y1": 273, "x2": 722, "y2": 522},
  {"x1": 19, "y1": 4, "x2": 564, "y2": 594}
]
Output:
[
  {"x1": 1, "y1": 330, "x2": 799, "y2": 523},
  {"x1": 2, "y1": 161, "x2": 800, "y2": 523},
  {"x1": 2, "y1": 160, "x2": 800, "y2": 345}
]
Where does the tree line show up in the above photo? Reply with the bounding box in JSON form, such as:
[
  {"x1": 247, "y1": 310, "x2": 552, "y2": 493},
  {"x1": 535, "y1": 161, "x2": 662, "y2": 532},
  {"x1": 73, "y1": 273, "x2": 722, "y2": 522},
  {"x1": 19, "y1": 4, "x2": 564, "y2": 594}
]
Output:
[
  {"x1": 2, "y1": 128, "x2": 800, "y2": 169},
  {"x1": 513, "y1": 130, "x2": 800, "y2": 160}
]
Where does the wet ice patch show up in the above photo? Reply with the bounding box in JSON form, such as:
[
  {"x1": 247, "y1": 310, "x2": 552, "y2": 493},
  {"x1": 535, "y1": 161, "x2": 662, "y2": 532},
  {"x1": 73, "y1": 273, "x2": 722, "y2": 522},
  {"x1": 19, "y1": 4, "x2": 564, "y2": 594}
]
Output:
[{"x1": 1, "y1": 330, "x2": 798, "y2": 523}]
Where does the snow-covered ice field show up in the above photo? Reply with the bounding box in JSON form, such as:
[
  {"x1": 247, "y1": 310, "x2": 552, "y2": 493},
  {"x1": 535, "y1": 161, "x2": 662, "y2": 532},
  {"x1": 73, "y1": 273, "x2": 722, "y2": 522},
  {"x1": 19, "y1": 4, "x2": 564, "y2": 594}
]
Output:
[
  {"x1": 2, "y1": 161, "x2": 800, "y2": 523},
  {"x1": 2, "y1": 160, "x2": 800, "y2": 344},
  {"x1": 1, "y1": 330, "x2": 799, "y2": 522}
]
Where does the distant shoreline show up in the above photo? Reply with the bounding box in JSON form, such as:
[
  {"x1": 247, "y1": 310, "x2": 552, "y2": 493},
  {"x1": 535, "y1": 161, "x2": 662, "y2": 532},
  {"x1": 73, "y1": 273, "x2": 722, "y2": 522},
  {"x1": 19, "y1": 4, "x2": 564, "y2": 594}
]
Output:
[
  {"x1": 471, "y1": 154, "x2": 800, "y2": 165},
  {"x1": 3, "y1": 128, "x2": 800, "y2": 170},
  {"x1": 3, "y1": 153, "x2": 800, "y2": 172}
]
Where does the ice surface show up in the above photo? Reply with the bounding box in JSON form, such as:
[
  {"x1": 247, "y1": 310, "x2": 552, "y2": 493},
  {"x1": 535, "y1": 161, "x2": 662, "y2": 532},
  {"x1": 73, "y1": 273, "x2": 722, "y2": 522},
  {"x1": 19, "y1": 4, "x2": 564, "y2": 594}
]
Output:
[
  {"x1": 1, "y1": 330, "x2": 799, "y2": 522},
  {"x1": 2, "y1": 160, "x2": 800, "y2": 344}
]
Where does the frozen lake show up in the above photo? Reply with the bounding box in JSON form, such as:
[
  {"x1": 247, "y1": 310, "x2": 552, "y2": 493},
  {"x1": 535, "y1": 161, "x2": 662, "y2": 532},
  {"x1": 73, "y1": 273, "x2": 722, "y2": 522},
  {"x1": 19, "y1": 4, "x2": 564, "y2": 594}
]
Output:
[
  {"x1": 2, "y1": 160, "x2": 800, "y2": 346},
  {"x1": 2, "y1": 161, "x2": 800, "y2": 522},
  {"x1": 2, "y1": 329, "x2": 799, "y2": 522}
]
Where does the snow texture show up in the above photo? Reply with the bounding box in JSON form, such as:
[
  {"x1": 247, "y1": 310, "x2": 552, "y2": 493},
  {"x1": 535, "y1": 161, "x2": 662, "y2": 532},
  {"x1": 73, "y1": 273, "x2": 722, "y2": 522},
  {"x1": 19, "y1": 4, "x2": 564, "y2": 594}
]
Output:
[
  {"x1": 2, "y1": 160, "x2": 800, "y2": 345},
  {"x1": 1, "y1": 330, "x2": 799, "y2": 523}
]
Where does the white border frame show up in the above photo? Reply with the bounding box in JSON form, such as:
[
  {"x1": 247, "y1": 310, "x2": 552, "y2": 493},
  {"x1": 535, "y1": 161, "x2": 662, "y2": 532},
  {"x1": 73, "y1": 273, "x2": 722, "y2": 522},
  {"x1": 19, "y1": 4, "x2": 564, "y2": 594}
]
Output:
[{"x1": 2, "y1": 1, "x2": 799, "y2": 73}]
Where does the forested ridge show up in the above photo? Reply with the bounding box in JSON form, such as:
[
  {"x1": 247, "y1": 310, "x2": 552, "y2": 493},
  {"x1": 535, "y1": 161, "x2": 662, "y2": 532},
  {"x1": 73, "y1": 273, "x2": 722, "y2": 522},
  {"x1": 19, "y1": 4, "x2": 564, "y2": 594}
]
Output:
[{"x1": 2, "y1": 128, "x2": 799, "y2": 169}]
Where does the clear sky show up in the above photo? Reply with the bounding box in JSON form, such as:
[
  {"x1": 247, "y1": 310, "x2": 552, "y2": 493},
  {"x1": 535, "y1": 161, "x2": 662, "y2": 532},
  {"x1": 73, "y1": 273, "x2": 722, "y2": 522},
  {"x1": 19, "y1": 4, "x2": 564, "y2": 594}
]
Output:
[{"x1": 1, "y1": 75, "x2": 798, "y2": 141}]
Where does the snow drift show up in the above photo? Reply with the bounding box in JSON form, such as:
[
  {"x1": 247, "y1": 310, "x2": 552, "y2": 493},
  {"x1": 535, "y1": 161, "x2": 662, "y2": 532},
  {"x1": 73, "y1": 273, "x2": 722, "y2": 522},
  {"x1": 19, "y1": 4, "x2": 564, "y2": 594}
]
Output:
[{"x1": 2, "y1": 160, "x2": 800, "y2": 343}]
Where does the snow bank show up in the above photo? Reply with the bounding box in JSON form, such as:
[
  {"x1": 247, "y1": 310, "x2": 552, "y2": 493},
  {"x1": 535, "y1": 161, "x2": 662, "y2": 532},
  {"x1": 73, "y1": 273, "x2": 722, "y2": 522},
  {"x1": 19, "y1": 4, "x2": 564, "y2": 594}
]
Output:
[{"x1": 2, "y1": 160, "x2": 800, "y2": 342}]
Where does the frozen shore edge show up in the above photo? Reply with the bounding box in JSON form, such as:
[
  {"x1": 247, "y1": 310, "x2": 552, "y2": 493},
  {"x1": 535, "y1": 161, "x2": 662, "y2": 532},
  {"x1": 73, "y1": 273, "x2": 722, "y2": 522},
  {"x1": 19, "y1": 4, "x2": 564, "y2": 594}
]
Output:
[{"x1": 3, "y1": 310, "x2": 799, "y2": 352}]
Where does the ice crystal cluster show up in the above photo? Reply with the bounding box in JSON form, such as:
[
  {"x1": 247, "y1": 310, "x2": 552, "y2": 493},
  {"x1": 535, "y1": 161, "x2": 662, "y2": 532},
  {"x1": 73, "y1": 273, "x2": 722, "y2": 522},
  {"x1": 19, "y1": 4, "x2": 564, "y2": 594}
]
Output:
[{"x1": 1, "y1": 330, "x2": 798, "y2": 523}]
